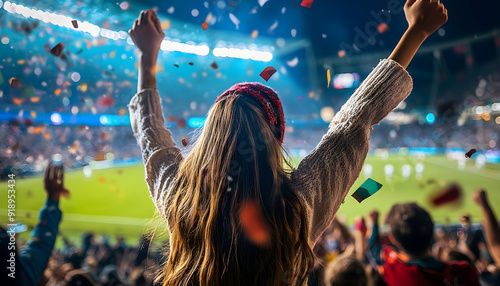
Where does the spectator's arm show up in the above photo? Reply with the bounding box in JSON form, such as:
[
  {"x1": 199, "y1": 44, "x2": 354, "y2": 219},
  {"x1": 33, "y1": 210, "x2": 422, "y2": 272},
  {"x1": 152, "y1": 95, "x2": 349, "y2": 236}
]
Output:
[
  {"x1": 128, "y1": 10, "x2": 183, "y2": 215},
  {"x1": 368, "y1": 221, "x2": 383, "y2": 265},
  {"x1": 367, "y1": 210, "x2": 383, "y2": 265},
  {"x1": 472, "y1": 190, "x2": 500, "y2": 266},
  {"x1": 20, "y1": 198, "x2": 62, "y2": 285}
]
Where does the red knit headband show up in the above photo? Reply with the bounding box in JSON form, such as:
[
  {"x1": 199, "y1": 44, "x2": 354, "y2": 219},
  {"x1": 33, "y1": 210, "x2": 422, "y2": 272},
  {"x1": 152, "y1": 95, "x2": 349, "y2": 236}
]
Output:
[{"x1": 215, "y1": 82, "x2": 285, "y2": 142}]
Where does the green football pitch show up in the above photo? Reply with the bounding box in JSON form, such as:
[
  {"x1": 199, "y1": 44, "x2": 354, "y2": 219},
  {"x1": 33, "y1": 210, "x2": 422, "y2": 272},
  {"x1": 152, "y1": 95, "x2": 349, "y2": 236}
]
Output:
[{"x1": 1, "y1": 155, "x2": 499, "y2": 246}]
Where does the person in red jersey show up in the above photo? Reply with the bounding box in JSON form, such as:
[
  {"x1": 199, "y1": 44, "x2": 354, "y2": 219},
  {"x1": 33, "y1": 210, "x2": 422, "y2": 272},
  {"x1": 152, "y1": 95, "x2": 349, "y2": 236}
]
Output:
[{"x1": 368, "y1": 204, "x2": 480, "y2": 286}]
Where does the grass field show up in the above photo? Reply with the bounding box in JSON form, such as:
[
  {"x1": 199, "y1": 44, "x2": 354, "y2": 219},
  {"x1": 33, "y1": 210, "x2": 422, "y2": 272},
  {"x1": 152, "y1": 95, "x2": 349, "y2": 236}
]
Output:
[{"x1": 1, "y1": 155, "x2": 499, "y2": 247}]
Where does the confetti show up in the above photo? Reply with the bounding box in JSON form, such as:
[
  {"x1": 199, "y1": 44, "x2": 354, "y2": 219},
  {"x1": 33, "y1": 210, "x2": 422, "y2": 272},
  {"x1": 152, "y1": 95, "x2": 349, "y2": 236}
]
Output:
[
  {"x1": 465, "y1": 149, "x2": 476, "y2": 158},
  {"x1": 239, "y1": 200, "x2": 270, "y2": 246},
  {"x1": 352, "y1": 178, "x2": 383, "y2": 203},
  {"x1": 301, "y1": 0, "x2": 314, "y2": 8},
  {"x1": 327, "y1": 69, "x2": 331, "y2": 88},
  {"x1": 378, "y1": 23, "x2": 389, "y2": 34},
  {"x1": 258, "y1": 0, "x2": 269, "y2": 7},
  {"x1": 182, "y1": 136, "x2": 189, "y2": 147},
  {"x1": 291, "y1": 29, "x2": 297, "y2": 37},
  {"x1": 97, "y1": 94, "x2": 114, "y2": 108},
  {"x1": 9, "y1": 77, "x2": 20, "y2": 88},
  {"x1": 201, "y1": 22, "x2": 209, "y2": 30},
  {"x1": 210, "y1": 61, "x2": 219, "y2": 69},
  {"x1": 177, "y1": 118, "x2": 187, "y2": 128},
  {"x1": 268, "y1": 20, "x2": 278, "y2": 33},
  {"x1": 50, "y1": 43, "x2": 65, "y2": 57},
  {"x1": 71, "y1": 20, "x2": 78, "y2": 28},
  {"x1": 286, "y1": 57, "x2": 298, "y2": 67},
  {"x1": 98, "y1": 177, "x2": 107, "y2": 183},
  {"x1": 251, "y1": 30, "x2": 259, "y2": 38},
  {"x1": 119, "y1": 109, "x2": 126, "y2": 116},
  {"x1": 229, "y1": 13, "x2": 240, "y2": 29},
  {"x1": 430, "y1": 183, "x2": 463, "y2": 207},
  {"x1": 173, "y1": 64, "x2": 179, "y2": 68},
  {"x1": 259, "y1": 66, "x2": 277, "y2": 81},
  {"x1": 188, "y1": 62, "x2": 194, "y2": 66},
  {"x1": 119, "y1": 1, "x2": 129, "y2": 10}
]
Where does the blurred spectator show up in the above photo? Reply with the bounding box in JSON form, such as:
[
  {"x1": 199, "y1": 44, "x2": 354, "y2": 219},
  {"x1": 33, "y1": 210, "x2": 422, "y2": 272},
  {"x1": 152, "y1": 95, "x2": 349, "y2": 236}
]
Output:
[
  {"x1": 0, "y1": 163, "x2": 68, "y2": 285},
  {"x1": 368, "y1": 203, "x2": 480, "y2": 286},
  {"x1": 323, "y1": 255, "x2": 367, "y2": 286}
]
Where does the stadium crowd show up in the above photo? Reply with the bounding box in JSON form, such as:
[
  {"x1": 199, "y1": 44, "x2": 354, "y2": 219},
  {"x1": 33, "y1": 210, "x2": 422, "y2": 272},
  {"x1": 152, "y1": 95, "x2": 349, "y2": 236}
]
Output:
[
  {"x1": 1, "y1": 163, "x2": 500, "y2": 285},
  {"x1": 1, "y1": 117, "x2": 499, "y2": 178}
]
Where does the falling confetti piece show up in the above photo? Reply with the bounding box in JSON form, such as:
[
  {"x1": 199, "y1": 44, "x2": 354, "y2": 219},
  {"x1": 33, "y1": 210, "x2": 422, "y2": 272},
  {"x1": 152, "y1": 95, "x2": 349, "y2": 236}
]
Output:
[
  {"x1": 50, "y1": 43, "x2": 65, "y2": 57},
  {"x1": 258, "y1": 0, "x2": 269, "y2": 7},
  {"x1": 338, "y1": 50, "x2": 346, "y2": 58},
  {"x1": 286, "y1": 57, "x2": 298, "y2": 67},
  {"x1": 71, "y1": 20, "x2": 78, "y2": 28},
  {"x1": 210, "y1": 61, "x2": 219, "y2": 69},
  {"x1": 173, "y1": 64, "x2": 179, "y2": 68},
  {"x1": 268, "y1": 20, "x2": 278, "y2": 33},
  {"x1": 97, "y1": 94, "x2": 114, "y2": 108},
  {"x1": 378, "y1": 23, "x2": 389, "y2": 34},
  {"x1": 229, "y1": 13, "x2": 240, "y2": 29},
  {"x1": 239, "y1": 200, "x2": 270, "y2": 246},
  {"x1": 465, "y1": 149, "x2": 476, "y2": 158},
  {"x1": 259, "y1": 66, "x2": 277, "y2": 81},
  {"x1": 177, "y1": 118, "x2": 187, "y2": 128},
  {"x1": 327, "y1": 69, "x2": 331, "y2": 88},
  {"x1": 201, "y1": 22, "x2": 209, "y2": 30},
  {"x1": 301, "y1": 0, "x2": 314, "y2": 8},
  {"x1": 430, "y1": 183, "x2": 462, "y2": 207},
  {"x1": 251, "y1": 30, "x2": 259, "y2": 38},
  {"x1": 119, "y1": 109, "x2": 126, "y2": 116},
  {"x1": 352, "y1": 178, "x2": 383, "y2": 203},
  {"x1": 30, "y1": 97, "x2": 40, "y2": 103},
  {"x1": 9, "y1": 77, "x2": 20, "y2": 88},
  {"x1": 188, "y1": 62, "x2": 194, "y2": 66},
  {"x1": 98, "y1": 177, "x2": 107, "y2": 183},
  {"x1": 119, "y1": 1, "x2": 129, "y2": 10},
  {"x1": 31, "y1": 111, "x2": 37, "y2": 118},
  {"x1": 291, "y1": 29, "x2": 297, "y2": 37},
  {"x1": 182, "y1": 136, "x2": 189, "y2": 146}
]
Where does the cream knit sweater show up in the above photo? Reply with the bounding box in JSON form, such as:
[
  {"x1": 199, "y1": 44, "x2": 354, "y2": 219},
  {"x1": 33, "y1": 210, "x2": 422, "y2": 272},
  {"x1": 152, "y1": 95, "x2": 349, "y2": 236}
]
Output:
[{"x1": 128, "y1": 58, "x2": 413, "y2": 247}]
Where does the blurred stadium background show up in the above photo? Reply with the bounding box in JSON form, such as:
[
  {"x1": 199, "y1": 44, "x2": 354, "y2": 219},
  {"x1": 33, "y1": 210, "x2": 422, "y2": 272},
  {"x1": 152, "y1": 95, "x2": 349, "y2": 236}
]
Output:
[{"x1": 0, "y1": 0, "x2": 499, "y2": 245}]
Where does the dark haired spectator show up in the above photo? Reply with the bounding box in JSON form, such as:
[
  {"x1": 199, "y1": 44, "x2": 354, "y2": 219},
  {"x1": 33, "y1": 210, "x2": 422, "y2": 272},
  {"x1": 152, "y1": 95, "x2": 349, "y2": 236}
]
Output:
[
  {"x1": 368, "y1": 204, "x2": 480, "y2": 286},
  {"x1": 458, "y1": 213, "x2": 485, "y2": 262},
  {"x1": 324, "y1": 255, "x2": 367, "y2": 286},
  {"x1": 64, "y1": 269, "x2": 97, "y2": 286}
]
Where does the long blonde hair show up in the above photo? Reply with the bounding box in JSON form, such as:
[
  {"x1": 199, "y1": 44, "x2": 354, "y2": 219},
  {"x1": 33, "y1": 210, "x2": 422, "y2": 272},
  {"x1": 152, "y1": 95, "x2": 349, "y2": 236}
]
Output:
[{"x1": 158, "y1": 94, "x2": 314, "y2": 285}]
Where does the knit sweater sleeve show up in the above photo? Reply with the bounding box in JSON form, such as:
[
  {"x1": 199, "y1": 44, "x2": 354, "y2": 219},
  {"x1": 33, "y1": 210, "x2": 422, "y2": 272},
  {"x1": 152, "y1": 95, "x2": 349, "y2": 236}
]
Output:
[
  {"x1": 291, "y1": 59, "x2": 413, "y2": 246},
  {"x1": 128, "y1": 89, "x2": 183, "y2": 216}
]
